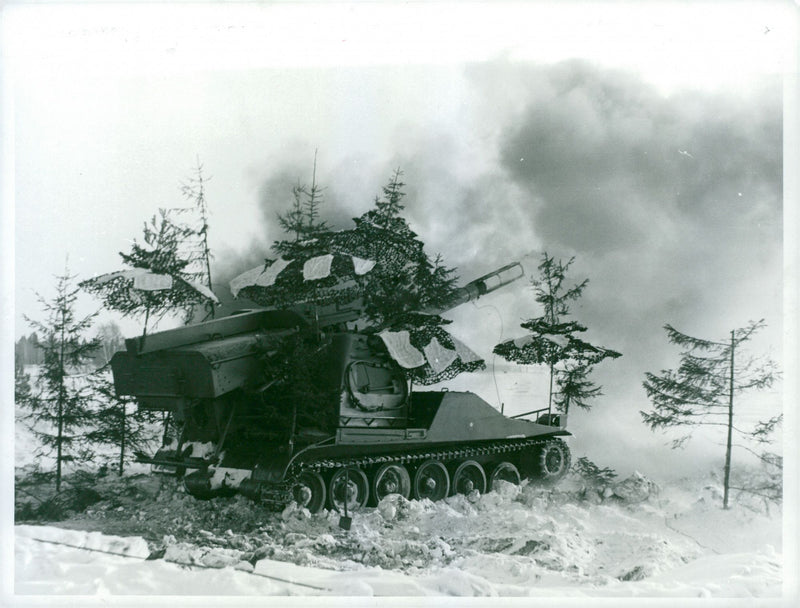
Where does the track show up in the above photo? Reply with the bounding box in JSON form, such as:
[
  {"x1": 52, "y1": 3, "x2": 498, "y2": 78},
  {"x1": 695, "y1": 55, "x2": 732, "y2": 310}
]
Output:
[{"x1": 245, "y1": 436, "x2": 571, "y2": 511}]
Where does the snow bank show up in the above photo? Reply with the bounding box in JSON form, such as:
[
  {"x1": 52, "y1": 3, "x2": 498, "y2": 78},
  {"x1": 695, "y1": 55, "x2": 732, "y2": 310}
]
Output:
[{"x1": 13, "y1": 473, "x2": 785, "y2": 598}]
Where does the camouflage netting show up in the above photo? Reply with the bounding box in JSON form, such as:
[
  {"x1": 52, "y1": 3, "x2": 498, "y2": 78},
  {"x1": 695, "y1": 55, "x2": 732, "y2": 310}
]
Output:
[
  {"x1": 235, "y1": 246, "x2": 364, "y2": 310},
  {"x1": 80, "y1": 209, "x2": 218, "y2": 325},
  {"x1": 494, "y1": 318, "x2": 621, "y2": 366},
  {"x1": 232, "y1": 217, "x2": 457, "y2": 328},
  {"x1": 381, "y1": 313, "x2": 485, "y2": 385},
  {"x1": 340, "y1": 214, "x2": 457, "y2": 322},
  {"x1": 81, "y1": 271, "x2": 215, "y2": 321}
]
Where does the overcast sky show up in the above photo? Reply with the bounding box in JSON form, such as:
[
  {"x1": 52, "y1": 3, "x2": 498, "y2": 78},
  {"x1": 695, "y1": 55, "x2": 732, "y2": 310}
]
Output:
[{"x1": 3, "y1": 2, "x2": 795, "y2": 474}]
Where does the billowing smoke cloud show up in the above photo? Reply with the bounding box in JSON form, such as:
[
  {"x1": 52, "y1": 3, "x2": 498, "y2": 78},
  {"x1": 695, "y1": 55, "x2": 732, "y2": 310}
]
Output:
[
  {"x1": 389, "y1": 60, "x2": 782, "y2": 475},
  {"x1": 209, "y1": 60, "x2": 782, "y2": 476},
  {"x1": 477, "y1": 60, "x2": 782, "y2": 474},
  {"x1": 497, "y1": 60, "x2": 780, "y2": 251},
  {"x1": 481, "y1": 60, "x2": 782, "y2": 344}
]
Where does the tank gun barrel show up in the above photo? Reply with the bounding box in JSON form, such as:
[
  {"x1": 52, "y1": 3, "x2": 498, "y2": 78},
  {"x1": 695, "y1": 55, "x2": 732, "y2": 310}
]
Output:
[
  {"x1": 289, "y1": 261, "x2": 525, "y2": 329},
  {"x1": 423, "y1": 261, "x2": 525, "y2": 314}
]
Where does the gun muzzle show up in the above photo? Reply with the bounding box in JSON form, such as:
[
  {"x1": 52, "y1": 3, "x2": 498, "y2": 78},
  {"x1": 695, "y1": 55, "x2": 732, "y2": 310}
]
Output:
[{"x1": 424, "y1": 261, "x2": 525, "y2": 313}]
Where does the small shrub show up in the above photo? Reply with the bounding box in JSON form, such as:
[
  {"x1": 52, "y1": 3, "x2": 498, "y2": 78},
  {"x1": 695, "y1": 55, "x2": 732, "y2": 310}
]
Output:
[{"x1": 571, "y1": 456, "x2": 618, "y2": 487}]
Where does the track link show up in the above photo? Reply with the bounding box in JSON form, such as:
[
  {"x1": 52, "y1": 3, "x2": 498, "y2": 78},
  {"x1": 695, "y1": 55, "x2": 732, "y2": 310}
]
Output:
[{"x1": 254, "y1": 436, "x2": 568, "y2": 510}]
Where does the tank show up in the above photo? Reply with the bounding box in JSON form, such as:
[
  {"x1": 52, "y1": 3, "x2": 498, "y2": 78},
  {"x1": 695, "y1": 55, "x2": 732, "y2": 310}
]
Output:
[{"x1": 111, "y1": 262, "x2": 571, "y2": 513}]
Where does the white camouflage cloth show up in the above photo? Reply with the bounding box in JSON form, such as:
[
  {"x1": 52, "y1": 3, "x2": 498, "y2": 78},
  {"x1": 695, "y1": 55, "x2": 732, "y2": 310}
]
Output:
[
  {"x1": 423, "y1": 337, "x2": 458, "y2": 374},
  {"x1": 303, "y1": 254, "x2": 334, "y2": 281},
  {"x1": 378, "y1": 330, "x2": 426, "y2": 369},
  {"x1": 229, "y1": 258, "x2": 291, "y2": 297}
]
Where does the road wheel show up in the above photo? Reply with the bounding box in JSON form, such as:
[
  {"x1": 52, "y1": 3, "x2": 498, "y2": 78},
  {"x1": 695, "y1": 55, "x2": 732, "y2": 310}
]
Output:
[
  {"x1": 536, "y1": 440, "x2": 571, "y2": 484},
  {"x1": 292, "y1": 471, "x2": 326, "y2": 514},
  {"x1": 328, "y1": 467, "x2": 369, "y2": 513},
  {"x1": 413, "y1": 460, "x2": 450, "y2": 501},
  {"x1": 451, "y1": 460, "x2": 487, "y2": 496},
  {"x1": 488, "y1": 461, "x2": 521, "y2": 491},
  {"x1": 372, "y1": 463, "x2": 411, "y2": 503}
]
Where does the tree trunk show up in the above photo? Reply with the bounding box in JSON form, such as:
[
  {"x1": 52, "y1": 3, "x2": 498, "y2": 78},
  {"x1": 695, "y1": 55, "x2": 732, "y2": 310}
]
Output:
[
  {"x1": 56, "y1": 397, "x2": 63, "y2": 493},
  {"x1": 723, "y1": 330, "x2": 735, "y2": 509},
  {"x1": 56, "y1": 308, "x2": 66, "y2": 493},
  {"x1": 119, "y1": 404, "x2": 126, "y2": 477},
  {"x1": 162, "y1": 412, "x2": 172, "y2": 445},
  {"x1": 140, "y1": 302, "x2": 151, "y2": 351}
]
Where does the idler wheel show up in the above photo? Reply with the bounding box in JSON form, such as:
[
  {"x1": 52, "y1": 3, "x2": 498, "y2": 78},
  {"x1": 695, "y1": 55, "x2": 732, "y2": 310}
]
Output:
[
  {"x1": 451, "y1": 460, "x2": 487, "y2": 496},
  {"x1": 413, "y1": 460, "x2": 450, "y2": 501},
  {"x1": 488, "y1": 461, "x2": 521, "y2": 491},
  {"x1": 292, "y1": 471, "x2": 327, "y2": 514},
  {"x1": 328, "y1": 467, "x2": 369, "y2": 513},
  {"x1": 536, "y1": 440, "x2": 571, "y2": 484},
  {"x1": 372, "y1": 464, "x2": 411, "y2": 503}
]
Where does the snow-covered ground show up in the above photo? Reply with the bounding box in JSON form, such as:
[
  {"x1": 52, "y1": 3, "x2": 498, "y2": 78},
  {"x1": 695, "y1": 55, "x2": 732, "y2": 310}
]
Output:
[
  {"x1": 12, "y1": 366, "x2": 789, "y2": 602},
  {"x1": 13, "y1": 474, "x2": 784, "y2": 600}
]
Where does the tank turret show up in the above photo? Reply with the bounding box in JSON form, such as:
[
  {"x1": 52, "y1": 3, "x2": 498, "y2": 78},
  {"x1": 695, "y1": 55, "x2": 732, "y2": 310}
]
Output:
[{"x1": 111, "y1": 261, "x2": 571, "y2": 512}]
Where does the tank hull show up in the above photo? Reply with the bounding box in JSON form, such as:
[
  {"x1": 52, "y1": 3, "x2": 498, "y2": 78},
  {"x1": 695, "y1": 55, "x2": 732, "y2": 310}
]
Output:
[
  {"x1": 111, "y1": 261, "x2": 574, "y2": 512},
  {"x1": 148, "y1": 388, "x2": 570, "y2": 509}
]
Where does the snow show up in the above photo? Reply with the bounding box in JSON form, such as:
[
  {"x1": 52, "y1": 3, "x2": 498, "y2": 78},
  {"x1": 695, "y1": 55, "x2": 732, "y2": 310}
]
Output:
[
  {"x1": 12, "y1": 474, "x2": 786, "y2": 600},
  {"x1": 208, "y1": 467, "x2": 251, "y2": 491},
  {"x1": 183, "y1": 441, "x2": 216, "y2": 459},
  {"x1": 12, "y1": 368, "x2": 790, "y2": 601}
]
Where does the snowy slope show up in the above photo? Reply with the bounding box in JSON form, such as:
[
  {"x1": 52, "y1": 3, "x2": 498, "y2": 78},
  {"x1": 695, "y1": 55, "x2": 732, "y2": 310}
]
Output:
[{"x1": 13, "y1": 475, "x2": 784, "y2": 600}]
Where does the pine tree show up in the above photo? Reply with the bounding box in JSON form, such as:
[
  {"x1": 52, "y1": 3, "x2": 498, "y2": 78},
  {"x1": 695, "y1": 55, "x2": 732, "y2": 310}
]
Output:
[
  {"x1": 15, "y1": 333, "x2": 45, "y2": 366},
  {"x1": 373, "y1": 167, "x2": 406, "y2": 226},
  {"x1": 85, "y1": 368, "x2": 161, "y2": 476},
  {"x1": 236, "y1": 168, "x2": 476, "y2": 386},
  {"x1": 276, "y1": 183, "x2": 308, "y2": 243},
  {"x1": 81, "y1": 208, "x2": 217, "y2": 340},
  {"x1": 493, "y1": 253, "x2": 620, "y2": 416},
  {"x1": 17, "y1": 265, "x2": 101, "y2": 492},
  {"x1": 245, "y1": 167, "x2": 458, "y2": 325},
  {"x1": 641, "y1": 320, "x2": 780, "y2": 509},
  {"x1": 572, "y1": 456, "x2": 618, "y2": 488},
  {"x1": 180, "y1": 160, "x2": 216, "y2": 319},
  {"x1": 555, "y1": 364, "x2": 603, "y2": 413},
  {"x1": 343, "y1": 169, "x2": 459, "y2": 324},
  {"x1": 250, "y1": 158, "x2": 358, "y2": 310},
  {"x1": 274, "y1": 152, "x2": 330, "y2": 259}
]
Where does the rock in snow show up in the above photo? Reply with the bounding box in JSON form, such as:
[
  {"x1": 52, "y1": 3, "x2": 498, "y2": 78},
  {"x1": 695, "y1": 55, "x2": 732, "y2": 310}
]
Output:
[{"x1": 611, "y1": 471, "x2": 660, "y2": 503}]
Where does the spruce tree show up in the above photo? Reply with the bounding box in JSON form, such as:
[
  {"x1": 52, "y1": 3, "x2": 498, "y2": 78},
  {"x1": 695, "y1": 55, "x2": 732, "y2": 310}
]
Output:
[
  {"x1": 235, "y1": 167, "x2": 478, "y2": 386},
  {"x1": 276, "y1": 183, "x2": 309, "y2": 243},
  {"x1": 343, "y1": 169, "x2": 459, "y2": 324},
  {"x1": 17, "y1": 265, "x2": 101, "y2": 492},
  {"x1": 273, "y1": 153, "x2": 331, "y2": 258},
  {"x1": 180, "y1": 161, "x2": 216, "y2": 319},
  {"x1": 85, "y1": 368, "x2": 160, "y2": 476},
  {"x1": 81, "y1": 208, "x2": 217, "y2": 340},
  {"x1": 493, "y1": 253, "x2": 620, "y2": 416},
  {"x1": 244, "y1": 160, "x2": 357, "y2": 310},
  {"x1": 241, "y1": 167, "x2": 459, "y2": 325},
  {"x1": 641, "y1": 320, "x2": 780, "y2": 509}
]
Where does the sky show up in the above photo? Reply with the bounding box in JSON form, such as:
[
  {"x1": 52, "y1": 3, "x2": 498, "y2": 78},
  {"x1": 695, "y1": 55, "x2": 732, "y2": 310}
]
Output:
[{"x1": 2, "y1": 2, "x2": 796, "y2": 476}]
